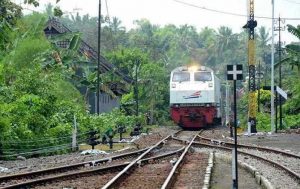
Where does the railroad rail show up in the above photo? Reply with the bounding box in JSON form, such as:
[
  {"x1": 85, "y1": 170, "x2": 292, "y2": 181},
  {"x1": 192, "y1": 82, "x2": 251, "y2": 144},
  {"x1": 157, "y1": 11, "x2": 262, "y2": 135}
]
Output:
[
  {"x1": 193, "y1": 140, "x2": 300, "y2": 182},
  {"x1": 0, "y1": 148, "x2": 149, "y2": 189},
  {"x1": 197, "y1": 135, "x2": 300, "y2": 159},
  {"x1": 102, "y1": 130, "x2": 202, "y2": 188},
  {"x1": 1, "y1": 130, "x2": 184, "y2": 189},
  {"x1": 161, "y1": 134, "x2": 199, "y2": 189},
  {"x1": 0, "y1": 147, "x2": 186, "y2": 189},
  {"x1": 1, "y1": 129, "x2": 212, "y2": 189},
  {"x1": 101, "y1": 132, "x2": 179, "y2": 189}
]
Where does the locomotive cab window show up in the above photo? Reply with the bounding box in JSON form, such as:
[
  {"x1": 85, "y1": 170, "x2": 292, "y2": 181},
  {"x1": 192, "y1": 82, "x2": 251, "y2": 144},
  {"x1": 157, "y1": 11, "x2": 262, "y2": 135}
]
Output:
[
  {"x1": 194, "y1": 72, "x2": 212, "y2": 81},
  {"x1": 172, "y1": 72, "x2": 190, "y2": 82}
]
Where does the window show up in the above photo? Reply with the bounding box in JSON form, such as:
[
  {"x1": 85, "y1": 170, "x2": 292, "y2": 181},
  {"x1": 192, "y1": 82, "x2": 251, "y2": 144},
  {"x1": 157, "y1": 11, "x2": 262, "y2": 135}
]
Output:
[
  {"x1": 194, "y1": 72, "x2": 212, "y2": 81},
  {"x1": 172, "y1": 72, "x2": 190, "y2": 82}
]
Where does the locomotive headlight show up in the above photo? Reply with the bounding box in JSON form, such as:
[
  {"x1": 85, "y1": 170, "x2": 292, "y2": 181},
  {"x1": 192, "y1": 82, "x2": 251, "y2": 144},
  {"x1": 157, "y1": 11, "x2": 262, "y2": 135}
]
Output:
[
  {"x1": 189, "y1": 65, "x2": 199, "y2": 71},
  {"x1": 209, "y1": 83, "x2": 213, "y2": 87},
  {"x1": 172, "y1": 83, "x2": 176, "y2": 88}
]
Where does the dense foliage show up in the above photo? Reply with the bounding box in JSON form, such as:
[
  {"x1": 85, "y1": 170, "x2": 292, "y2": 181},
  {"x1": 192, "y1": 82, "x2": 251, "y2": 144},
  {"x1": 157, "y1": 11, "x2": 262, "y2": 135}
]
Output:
[
  {"x1": 59, "y1": 11, "x2": 300, "y2": 131},
  {"x1": 0, "y1": 1, "x2": 299, "y2": 158}
]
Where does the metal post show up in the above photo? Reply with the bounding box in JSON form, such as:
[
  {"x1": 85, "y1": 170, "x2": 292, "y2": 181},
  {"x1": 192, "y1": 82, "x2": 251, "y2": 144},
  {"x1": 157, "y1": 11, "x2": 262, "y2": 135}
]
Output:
[
  {"x1": 135, "y1": 59, "x2": 139, "y2": 117},
  {"x1": 257, "y1": 60, "x2": 261, "y2": 112},
  {"x1": 233, "y1": 80, "x2": 238, "y2": 189},
  {"x1": 226, "y1": 82, "x2": 230, "y2": 125},
  {"x1": 72, "y1": 114, "x2": 77, "y2": 151},
  {"x1": 244, "y1": 0, "x2": 257, "y2": 134},
  {"x1": 278, "y1": 17, "x2": 283, "y2": 130},
  {"x1": 275, "y1": 92, "x2": 278, "y2": 133},
  {"x1": 97, "y1": 0, "x2": 101, "y2": 115},
  {"x1": 0, "y1": 141, "x2": 3, "y2": 160},
  {"x1": 271, "y1": 0, "x2": 275, "y2": 133}
]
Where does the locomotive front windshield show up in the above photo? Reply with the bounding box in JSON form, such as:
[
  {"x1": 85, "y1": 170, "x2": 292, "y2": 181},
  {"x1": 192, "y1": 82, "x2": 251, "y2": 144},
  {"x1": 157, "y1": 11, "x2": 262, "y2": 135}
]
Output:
[
  {"x1": 194, "y1": 72, "x2": 212, "y2": 81},
  {"x1": 172, "y1": 72, "x2": 190, "y2": 82}
]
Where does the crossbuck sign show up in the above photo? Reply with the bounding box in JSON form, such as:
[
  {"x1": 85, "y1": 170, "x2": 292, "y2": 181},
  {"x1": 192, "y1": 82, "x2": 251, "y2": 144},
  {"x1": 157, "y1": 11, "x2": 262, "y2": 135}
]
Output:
[{"x1": 227, "y1": 65, "x2": 243, "y2": 81}]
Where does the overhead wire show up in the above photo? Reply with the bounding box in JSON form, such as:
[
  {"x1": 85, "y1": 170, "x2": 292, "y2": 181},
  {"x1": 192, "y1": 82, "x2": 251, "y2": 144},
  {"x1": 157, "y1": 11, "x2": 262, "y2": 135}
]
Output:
[
  {"x1": 0, "y1": 139, "x2": 87, "y2": 157},
  {"x1": 0, "y1": 131, "x2": 91, "y2": 144},
  {"x1": 0, "y1": 145, "x2": 74, "y2": 157},
  {"x1": 173, "y1": 0, "x2": 300, "y2": 20},
  {"x1": 281, "y1": 0, "x2": 300, "y2": 5},
  {"x1": 1, "y1": 138, "x2": 87, "y2": 151}
]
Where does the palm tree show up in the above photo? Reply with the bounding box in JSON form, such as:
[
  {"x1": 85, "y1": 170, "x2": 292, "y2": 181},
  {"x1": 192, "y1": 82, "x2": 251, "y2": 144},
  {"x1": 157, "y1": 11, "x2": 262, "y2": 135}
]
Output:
[
  {"x1": 110, "y1": 17, "x2": 125, "y2": 33},
  {"x1": 45, "y1": 3, "x2": 54, "y2": 17},
  {"x1": 216, "y1": 26, "x2": 238, "y2": 54},
  {"x1": 257, "y1": 26, "x2": 271, "y2": 48},
  {"x1": 257, "y1": 26, "x2": 271, "y2": 60},
  {"x1": 277, "y1": 24, "x2": 300, "y2": 76}
]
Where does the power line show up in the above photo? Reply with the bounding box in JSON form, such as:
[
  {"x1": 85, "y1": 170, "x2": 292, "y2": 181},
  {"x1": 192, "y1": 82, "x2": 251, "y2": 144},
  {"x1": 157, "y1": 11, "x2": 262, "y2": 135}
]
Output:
[
  {"x1": 173, "y1": 0, "x2": 300, "y2": 20},
  {"x1": 0, "y1": 132, "x2": 90, "y2": 144},
  {"x1": 0, "y1": 145, "x2": 75, "y2": 157},
  {"x1": 1, "y1": 139, "x2": 86, "y2": 152},
  {"x1": 281, "y1": 0, "x2": 300, "y2": 5}
]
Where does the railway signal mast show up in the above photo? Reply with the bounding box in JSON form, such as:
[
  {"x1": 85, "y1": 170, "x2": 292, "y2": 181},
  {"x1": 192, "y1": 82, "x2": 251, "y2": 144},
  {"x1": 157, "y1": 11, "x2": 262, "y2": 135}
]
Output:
[{"x1": 243, "y1": 0, "x2": 257, "y2": 134}]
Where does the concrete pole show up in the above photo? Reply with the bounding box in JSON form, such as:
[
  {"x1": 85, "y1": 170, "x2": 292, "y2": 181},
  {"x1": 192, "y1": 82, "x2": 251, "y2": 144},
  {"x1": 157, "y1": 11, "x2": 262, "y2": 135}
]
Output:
[
  {"x1": 226, "y1": 82, "x2": 230, "y2": 126},
  {"x1": 271, "y1": 0, "x2": 275, "y2": 133},
  {"x1": 72, "y1": 114, "x2": 77, "y2": 151}
]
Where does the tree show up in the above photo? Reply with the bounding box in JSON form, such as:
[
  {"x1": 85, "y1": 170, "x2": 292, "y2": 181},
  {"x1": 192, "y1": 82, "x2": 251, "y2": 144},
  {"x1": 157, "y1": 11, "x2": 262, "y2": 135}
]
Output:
[
  {"x1": 139, "y1": 63, "x2": 168, "y2": 124},
  {"x1": 0, "y1": 0, "x2": 22, "y2": 57},
  {"x1": 277, "y1": 24, "x2": 300, "y2": 76},
  {"x1": 0, "y1": 13, "x2": 87, "y2": 157},
  {"x1": 216, "y1": 26, "x2": 238, "y2": 55}
]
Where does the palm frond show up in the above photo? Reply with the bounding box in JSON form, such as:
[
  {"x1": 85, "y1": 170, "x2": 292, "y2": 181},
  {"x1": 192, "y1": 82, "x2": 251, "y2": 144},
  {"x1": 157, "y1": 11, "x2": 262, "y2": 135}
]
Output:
[
  {"x1": 275, "y1": 57, "x2": 291, "y2": 68},
  {"x1": 286, "y1": 44, "x2": 300, "y2": 54},
  {"x1": 287, "y1": 24, "x2": 300, "y2": 40}
]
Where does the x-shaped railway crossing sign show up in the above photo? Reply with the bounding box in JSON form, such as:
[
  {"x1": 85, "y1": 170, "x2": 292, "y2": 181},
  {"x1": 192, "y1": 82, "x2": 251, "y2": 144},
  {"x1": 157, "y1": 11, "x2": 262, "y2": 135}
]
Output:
[{"x1": 227, "y1": 65, "x2": 243, "y2": 80}]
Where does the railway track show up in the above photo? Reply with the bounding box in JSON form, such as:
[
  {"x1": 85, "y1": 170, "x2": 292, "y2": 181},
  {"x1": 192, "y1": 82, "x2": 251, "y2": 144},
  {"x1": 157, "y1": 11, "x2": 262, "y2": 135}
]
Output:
[
  {"x1": 1, "y1": 130, "x2": 197, "y2": 189},
  {"x1": 161, "y1": 134, "x2": 206, "y2": 189},
  {"x1": 0, "y1": 148, "x2": 149, "y2": 189},
  {"x1": 196, "y1": 135, "x2": 300, "y2": 180},
  {"x1": 102, "y1": 130, "x2": 203, "y2": 189},
  {"x1": 6, "y1": 127, "x2": 296, "y2": 188},
  {"x1": 190, "y1": 132, "x2": 300, "y2": 189},
  {"x1": 104, "y1": 130, "x2": 204, "y2": 189},
  {"x1": 198, "y1": 135, "x2": 300, "y2": 174}
]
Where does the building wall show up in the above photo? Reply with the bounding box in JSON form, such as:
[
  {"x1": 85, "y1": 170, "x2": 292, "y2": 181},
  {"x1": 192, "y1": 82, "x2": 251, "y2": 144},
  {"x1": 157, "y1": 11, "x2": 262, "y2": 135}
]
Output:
[{"x1": 89, "y1": 92, "x2": 120, "y2": 114}]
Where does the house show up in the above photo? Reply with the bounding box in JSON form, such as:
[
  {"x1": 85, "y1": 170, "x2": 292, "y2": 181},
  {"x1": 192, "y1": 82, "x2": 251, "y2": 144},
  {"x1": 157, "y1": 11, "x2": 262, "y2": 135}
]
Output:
[{"x1": 44, "y1": 17, "x2": 133, "y2": 113}]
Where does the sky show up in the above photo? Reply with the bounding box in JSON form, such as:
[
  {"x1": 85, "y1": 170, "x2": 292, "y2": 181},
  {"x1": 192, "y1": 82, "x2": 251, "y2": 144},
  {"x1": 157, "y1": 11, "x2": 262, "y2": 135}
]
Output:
[{"x1": 17, "y1": 0, "x2": 300, "y2": 43}]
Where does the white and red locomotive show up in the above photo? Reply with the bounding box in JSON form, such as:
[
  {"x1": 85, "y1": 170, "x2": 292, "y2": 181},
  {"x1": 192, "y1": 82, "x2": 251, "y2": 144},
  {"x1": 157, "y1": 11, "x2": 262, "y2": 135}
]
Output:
[{"x1": 170, "y1": 65, "x2": 222, "y2": 129}]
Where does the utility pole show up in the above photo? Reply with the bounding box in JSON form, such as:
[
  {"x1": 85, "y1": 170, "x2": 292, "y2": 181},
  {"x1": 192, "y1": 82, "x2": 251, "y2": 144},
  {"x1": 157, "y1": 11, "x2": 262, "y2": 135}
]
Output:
[
  {"x1": 97, "y1": 0, "x2": 101, "y2": 114},
  {"x1": 72, "y1": 114, "x2": 78, "y2": 151},
  {"x1": 135, "y1": 59, "x2": 140, "y2": 117},
  {"x1": 227, "y1": 64, "x2": 243, "y2": 189},
  {"x1": 225, "y1": 82, "x2": 230, "y2": 126},
  {"x1": 274, "y1": 16, "x2": 285, "y2": 130},
  {"x1": 243, "y1": 0, "x2": 257, "y2": 134},
  {"x1": 257, "y1": 60, "x2": 261, "y2": 112},
  {"x1": 271, "y1": 0, "x2": 275, "y2": 133}
]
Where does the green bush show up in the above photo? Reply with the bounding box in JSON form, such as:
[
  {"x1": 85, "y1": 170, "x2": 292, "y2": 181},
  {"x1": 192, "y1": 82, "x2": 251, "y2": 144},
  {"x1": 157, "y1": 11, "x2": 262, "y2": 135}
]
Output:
[
  {"x1": 284, "y1": 115, "x2": 300, "y2": 129},
  {"x1": 256, "y1": 112, "x2": 271, "y2": 131}
]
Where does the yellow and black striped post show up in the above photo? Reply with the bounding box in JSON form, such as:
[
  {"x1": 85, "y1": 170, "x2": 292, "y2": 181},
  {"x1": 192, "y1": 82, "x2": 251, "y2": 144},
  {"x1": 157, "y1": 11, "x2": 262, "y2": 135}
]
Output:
[{"x1": 243, "y1": 0, "x2": 257, "y2": 133}]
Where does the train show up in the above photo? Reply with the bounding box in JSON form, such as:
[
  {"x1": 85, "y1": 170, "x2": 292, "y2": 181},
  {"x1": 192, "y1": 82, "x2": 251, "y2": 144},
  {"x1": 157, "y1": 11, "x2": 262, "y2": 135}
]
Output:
[{"x1": 169, "y1": 65, "x2": 222, "y2": 129}]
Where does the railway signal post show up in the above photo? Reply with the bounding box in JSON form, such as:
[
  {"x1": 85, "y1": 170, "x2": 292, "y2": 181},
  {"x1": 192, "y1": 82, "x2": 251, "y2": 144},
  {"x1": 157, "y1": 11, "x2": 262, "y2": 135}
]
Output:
[
  {"x1": 227, "y1": 64, "x2": 243, "y2": 189},
  {"x1": 243, "y1": 0, "x2": 257, "y2": 134}
]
